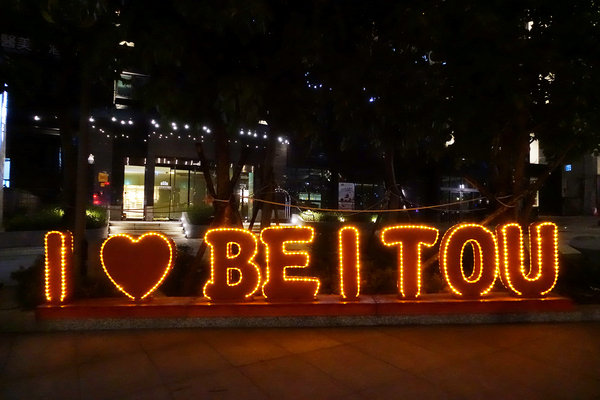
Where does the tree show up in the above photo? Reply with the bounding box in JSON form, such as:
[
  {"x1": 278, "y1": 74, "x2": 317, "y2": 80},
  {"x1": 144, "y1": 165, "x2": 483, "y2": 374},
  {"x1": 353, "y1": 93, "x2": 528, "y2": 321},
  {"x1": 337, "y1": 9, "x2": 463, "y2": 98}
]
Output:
[
  {"x1": 299, "y1": 2, "x2": 450, "y2": 220},
  {"x1": 123, "y1": 1, "x2": 271, "y2": 226},
  {"x1": 122, "y1": 1, "x2": 329, "y2": 291},
  {"x1": 434, "y1": 0, "x2": 600, "y2": 225},
  {"x1": 1, "y1": 0, "x2": 121, "y2": 278}
]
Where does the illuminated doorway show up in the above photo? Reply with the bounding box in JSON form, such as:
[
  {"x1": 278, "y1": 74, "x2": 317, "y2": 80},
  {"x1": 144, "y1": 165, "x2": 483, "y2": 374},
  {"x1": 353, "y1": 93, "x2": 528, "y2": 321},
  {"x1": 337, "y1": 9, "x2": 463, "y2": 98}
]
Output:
[{"x1": 123, "y1": 165, "x2": 145, "y2": 219}]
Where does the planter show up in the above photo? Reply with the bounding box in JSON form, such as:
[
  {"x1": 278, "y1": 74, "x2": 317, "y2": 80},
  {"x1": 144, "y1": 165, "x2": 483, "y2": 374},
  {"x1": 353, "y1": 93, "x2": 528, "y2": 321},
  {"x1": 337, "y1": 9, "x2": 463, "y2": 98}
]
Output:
[
  {"x1": 181, "y1": 212, "x2": 210, "y2": 239},
  {"x1": 569, "y1": 236, "x2": 600, "y2": 266},
  {"x1": 85, "y1": 226, "x2": 109, "y2": 242}
]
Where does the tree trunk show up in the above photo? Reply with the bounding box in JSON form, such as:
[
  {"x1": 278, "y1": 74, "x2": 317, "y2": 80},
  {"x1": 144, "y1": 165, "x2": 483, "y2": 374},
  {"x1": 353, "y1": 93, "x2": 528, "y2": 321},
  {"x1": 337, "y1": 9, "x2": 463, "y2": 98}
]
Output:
[
  {"x1": 72, "y1": 69, "x2": 92, "y2": 281},
  {"x1": 260, "y1": 135, "x2": 277, "y2": 229},
  {"x1": 183, "y1": 129, "x2": 249, "y2": 294},
  {"x1": 57, "y1": 55, "x2": 78, "y2": 230},
  {"x1": 383, "y1": 147, "x2": 409, "y2": 222}
]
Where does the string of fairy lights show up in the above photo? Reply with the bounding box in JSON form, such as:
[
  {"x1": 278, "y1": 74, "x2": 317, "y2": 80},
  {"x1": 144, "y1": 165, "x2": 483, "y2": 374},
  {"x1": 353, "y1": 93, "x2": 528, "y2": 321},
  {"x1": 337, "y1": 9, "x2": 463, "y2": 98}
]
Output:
[{"x1": 30, "y1": 113, "x2": 291, "y2": 149}]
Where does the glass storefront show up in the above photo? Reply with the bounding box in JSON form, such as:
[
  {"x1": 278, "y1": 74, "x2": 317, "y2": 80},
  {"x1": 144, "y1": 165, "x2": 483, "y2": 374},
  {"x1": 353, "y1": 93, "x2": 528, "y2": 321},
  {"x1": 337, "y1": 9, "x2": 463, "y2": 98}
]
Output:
[
  {"x1": 123, "y1": 164, "x2": 251, "y2": 220},
  {"x1": 153, "y1": 166, "x2": 208, "y2": 219}
]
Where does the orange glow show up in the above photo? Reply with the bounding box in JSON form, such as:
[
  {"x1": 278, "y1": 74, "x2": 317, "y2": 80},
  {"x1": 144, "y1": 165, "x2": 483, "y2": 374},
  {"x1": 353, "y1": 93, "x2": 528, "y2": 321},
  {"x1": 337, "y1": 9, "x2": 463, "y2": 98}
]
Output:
[
  {"x1": 381, "y1": 225, "x2": 439, "y2": 299},
  {"x1": 339, "y1": 226, "x2": 361, "y2": 300},
  {"x1": 203, "y1": 228, "x2": 261, "y2": 302},
  {"x1": 100, "y1": 232, "x2": 175, "y2": 300},
  {"x1": 261, "y1": 226, "x2": 320, "y2": 301},
  {"x1": 497, "y1": 222, "x2": 559, "y2": 297},
  {"x1": 44, "y1": 231, "x2": 73, "y2": 303},
  {"x1": 439, "y1": 223, "x2": 498, "y2": 297}
]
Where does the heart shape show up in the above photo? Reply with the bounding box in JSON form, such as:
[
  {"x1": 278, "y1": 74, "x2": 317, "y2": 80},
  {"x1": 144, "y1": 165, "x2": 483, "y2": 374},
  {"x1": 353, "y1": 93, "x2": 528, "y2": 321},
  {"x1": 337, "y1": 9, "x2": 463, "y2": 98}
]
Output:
[{"x1": 100, "y1": 232, "x2": 175, "y2": 300}]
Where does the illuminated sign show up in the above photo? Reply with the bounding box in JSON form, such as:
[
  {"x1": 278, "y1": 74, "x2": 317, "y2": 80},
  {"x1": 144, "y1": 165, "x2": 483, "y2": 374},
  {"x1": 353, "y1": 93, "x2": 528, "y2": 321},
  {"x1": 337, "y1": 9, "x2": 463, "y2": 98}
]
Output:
[
  {"x1": 203, "y1": 228, "x2": 261, "y2": 301},
  {"x1": 381, "y1": 225, "x2": 439, "y2": 299},
  {"x1": 100, "y1": 232, "x2": 175, "y2": 300},
  {"x1": 440, "y1": 223, "x2": 498, "y2": 297},
  {"x1": 43, "y1": 222, "x2": 559, "y2": 305},
  {"x1": 497, "y1": 222, "x2": 559, "y2": 297},
  {"x1": 261, "y1": 226, "x2": 320, "y2": 301},
  {"x1": 339, "y1": 226, "x2": 361, "y2": 300},
  {"x1": 44, "y1": 231, "x2": 73, "y2": 303}
]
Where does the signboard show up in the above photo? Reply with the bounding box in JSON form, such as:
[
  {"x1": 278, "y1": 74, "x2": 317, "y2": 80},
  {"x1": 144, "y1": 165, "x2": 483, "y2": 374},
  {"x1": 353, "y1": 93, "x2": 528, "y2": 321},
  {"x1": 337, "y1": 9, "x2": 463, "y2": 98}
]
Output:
[
  {"x1": 338, "y1": 182, "x2": 355, "y2": 210},
  {"x1": 43, "y1": 222, "x2": 559, "y2": 307},
  {"x1": 98, "y1": 172, "x2": 109, "y2": 183}
]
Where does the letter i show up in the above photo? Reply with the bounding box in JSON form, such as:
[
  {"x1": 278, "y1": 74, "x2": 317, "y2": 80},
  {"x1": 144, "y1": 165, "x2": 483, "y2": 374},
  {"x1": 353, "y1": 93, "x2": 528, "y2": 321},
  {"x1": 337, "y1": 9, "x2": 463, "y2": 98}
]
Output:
[
  {"x1": 44, "y1": 231, "x2": 73, "y2": 303},
  {"x1": 339, "y1": 226, "x2": 360, "y2": 300}
]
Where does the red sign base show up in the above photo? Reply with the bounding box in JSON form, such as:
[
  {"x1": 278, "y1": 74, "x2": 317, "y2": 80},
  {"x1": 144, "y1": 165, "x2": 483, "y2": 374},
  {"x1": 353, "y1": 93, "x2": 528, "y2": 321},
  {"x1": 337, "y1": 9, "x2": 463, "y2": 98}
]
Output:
[{"x1": 36, "y1": 293, "x2": 573, "y2": 320}]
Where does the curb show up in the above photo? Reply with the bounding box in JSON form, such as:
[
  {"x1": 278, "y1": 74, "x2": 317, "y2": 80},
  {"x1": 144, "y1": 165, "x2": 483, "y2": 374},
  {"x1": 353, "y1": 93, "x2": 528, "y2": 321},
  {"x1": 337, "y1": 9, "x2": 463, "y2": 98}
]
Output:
[{"x1": 2, "y1": 304, "x2": 600, "y2": 333}]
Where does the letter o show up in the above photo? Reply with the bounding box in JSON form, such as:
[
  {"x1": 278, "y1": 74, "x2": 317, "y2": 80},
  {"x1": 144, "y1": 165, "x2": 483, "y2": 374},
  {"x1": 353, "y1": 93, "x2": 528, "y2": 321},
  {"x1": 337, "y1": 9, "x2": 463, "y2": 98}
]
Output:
[{"x1": 439, "y1": 224, "x2": 498, "y2": 297}]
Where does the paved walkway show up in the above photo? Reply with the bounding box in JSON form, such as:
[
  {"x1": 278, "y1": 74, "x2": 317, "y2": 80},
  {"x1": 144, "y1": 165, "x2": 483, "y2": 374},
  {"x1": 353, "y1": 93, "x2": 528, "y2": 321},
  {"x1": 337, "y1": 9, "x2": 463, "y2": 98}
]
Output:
[{"x1": 1, "y1": 322, "x2": 599, "y2": 399}]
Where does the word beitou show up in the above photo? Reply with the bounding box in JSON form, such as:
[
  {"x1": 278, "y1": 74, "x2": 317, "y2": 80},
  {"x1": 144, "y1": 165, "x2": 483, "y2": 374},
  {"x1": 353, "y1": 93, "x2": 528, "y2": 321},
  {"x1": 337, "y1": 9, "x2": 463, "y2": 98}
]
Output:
[{"x1": 44, "y1": 222, "x2": 559, "y2": 303}]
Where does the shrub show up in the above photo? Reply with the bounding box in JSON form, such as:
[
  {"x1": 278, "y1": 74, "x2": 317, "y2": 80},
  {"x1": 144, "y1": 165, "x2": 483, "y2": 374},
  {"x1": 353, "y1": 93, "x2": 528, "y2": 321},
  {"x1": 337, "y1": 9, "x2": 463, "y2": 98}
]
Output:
[
  {"x1": 186, "y1": 204, "x2": 214, "y2": 225},
  {"x1": 4, "y1": 206, "x2": 108, "y2": 231},
  {"x1": 299, "y1": 211, "x2": 339, "y2": 223},
  {"x1": 4, "y1": 207, "x2": 63, "y2": 231},
  {"x1": 85, "y1": 206, "x2": 108, "y2": 229},
  {"x1": 345, "y1": 212, "x2": 377, "y2": 223}
]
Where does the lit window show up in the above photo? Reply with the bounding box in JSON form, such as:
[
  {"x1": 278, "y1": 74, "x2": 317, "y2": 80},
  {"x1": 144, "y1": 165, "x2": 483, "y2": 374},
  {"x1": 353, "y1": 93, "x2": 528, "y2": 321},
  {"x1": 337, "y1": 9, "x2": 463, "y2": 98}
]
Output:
[{"x1": 3, "y1": 157, "x2": 9, "y2": 188}]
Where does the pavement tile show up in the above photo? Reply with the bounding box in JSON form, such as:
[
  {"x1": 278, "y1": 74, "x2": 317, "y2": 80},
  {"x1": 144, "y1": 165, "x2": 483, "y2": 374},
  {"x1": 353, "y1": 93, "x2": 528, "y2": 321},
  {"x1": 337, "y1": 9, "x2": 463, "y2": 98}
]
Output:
[
  {"x1": 424, "y1": 348, "x2": 600, "y2": 400},
  {"x1": 1, "y1": 332, "x2": 77, "y2": 380},
  {"x1": 169, "y1": 367, "x2": 268, "y2": 400},
  {"x1": 239, "y1": 355, "x2": 350, "y2": 400},
  {"x1": 202, "y1": 329, "x2": 290, "y2": 366},
  {"x1": 491, "y1": 349, "x2": 600, "y2": 399},
  {"x1": 459, "y1": 323, "x2": 555, "y2": 349},
  {"x1": 325, "y1": 393, "x2": 367, "y2": 400},
  {"x1": 0, "y1": 366, "x2": 79, "y2": 400},
  {"x1": 110, "y1": 384, "x2": 172, "y2": 400},
  {"x1": 299, "y1": 344, "x2": 404, "y2": 391},
  {"x1": 535, "y1": 371, "x2": 600, "y2": 400},
  {"x1": 262, "y1": 327, "x2": 342, "y2": 354},
  {"x1": 417, "y1": 356, "x2": 541, "y2": 399},
  {"x1": 349, "y1": 333, "x2": 452, "y2": 372},
  {"x1": 357, "y1": 374, "x2": 454, "y2": 400},
  {"x1": 380, "y1": 325, "x2": 498, "y2": 361},
  {"x1": 0, "y1": 334, "x2": 13, "y2": 375},
  {"x1": 76, "y1": 330, "x2": 144, "y2": 364},
  {"x1": 317, "y1": 327, "x2": 394, "y2": 344},
  {"x1": 1, "y1": 323, "x2": 600, "y2": 399},
  {"x1": 146, "y1": 340, "x2": 231, "y2": 383},
  {"x1": 78, "y1": 352, "x2": 162, "y2": 400},
  {"x1": 509, "y1": 334, "x2": 600, "y2": 379},
  {"x1": 136, "y1": 328, "x2": 207, "y2": 352}
]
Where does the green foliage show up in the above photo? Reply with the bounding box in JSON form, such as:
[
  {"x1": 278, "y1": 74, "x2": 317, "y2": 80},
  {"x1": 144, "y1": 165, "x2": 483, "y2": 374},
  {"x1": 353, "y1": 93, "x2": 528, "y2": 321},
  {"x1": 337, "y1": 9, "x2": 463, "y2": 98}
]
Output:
[
  {"x1": 299, "y1": 211, "x2": 339, "y2": 223},
  {"x1": 10, "y1": 256, "x2": 45, "y2": 309},
  {"x1": 85, "y1": 206, "x2": 108, "y2": 229},
  {"x1": 4, "y1": 206, "x2": 108, "y2": 231},
  {"x1": 185, "y1": 205, "x2": 214, "y2": 225},
  {"x1": 345, "y1": 213, "x2": 377, "y2": 224},
  {"x1": 300, "y1": 211, "x2": 377, "y2": 224},
  {"x1": 4, "y1": 207, "x2": 64, "y2": 231}
]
